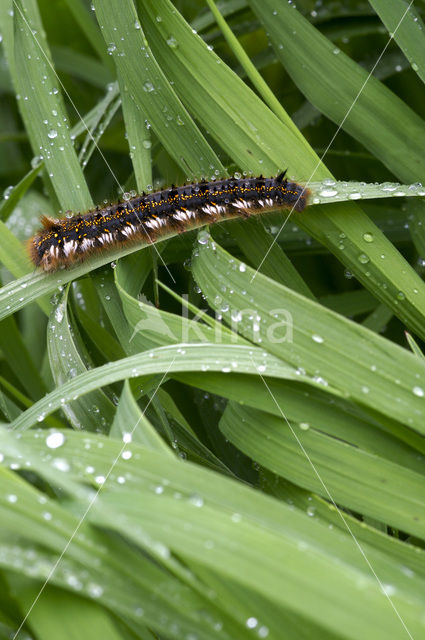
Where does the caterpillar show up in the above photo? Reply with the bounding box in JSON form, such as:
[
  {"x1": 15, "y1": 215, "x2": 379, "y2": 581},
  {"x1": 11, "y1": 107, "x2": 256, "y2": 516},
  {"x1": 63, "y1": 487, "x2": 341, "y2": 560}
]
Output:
[{"x1": 29, "y1": 172, "x2": 309, "y2": 271}]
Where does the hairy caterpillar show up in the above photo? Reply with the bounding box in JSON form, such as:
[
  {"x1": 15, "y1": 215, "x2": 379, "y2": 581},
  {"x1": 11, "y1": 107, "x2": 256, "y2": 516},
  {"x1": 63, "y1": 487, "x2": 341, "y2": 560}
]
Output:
[{"x1": 29, "y1": 172, "x2": 309, "y2": 271}]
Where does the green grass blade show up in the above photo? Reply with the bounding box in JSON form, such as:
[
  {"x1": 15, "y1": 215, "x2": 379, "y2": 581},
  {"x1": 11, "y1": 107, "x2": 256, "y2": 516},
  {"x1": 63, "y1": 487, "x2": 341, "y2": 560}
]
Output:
[
  {"x1": 191, "y1": 233, "x2": 425, "y2": 436},
  {"x1": 243, "y1": 0, "x2": 425, "y2": 339},
  {"x1": 110, "y1": 381, "x2": 171, "y2": 455},
  {"x1": 204, "y1": 0, "x2": 302, "y2": 136},
  {"x1": 369, "y1": 0, "x2": 425, "y2": 86},
  {"x1": 10, "y1": 343, "x2": 305, "y2": 431},
  {"x1": 47, "y1": 286, "x2": 115, "y2": 432},
  {"x1": 61, "y1": 0, "x2": 113, "y2": 69},
  {"x1": 247, "y1": 0, "x2": 425, "y2": 183},
  {"x1": 0, "y1": 463, "x2": 236, "y2": 640},
  {"x1": 6, "y1": 429, "x2": 425, "y2": 640},
  {"x1": 0, "y1": 161, "x2": 42, "y2": 222},
  {"x1": 93, "y1": 0, "x2": 222, "y2": 180},
  {"x1": 139, "y1": 0, "x2": 312, "y2": 172},
  {"x1": 9, "y1": 0, "x2": 92, "y2": 211},
  {"x1": 0, "y1": 315, "x2": 45, "y2": 400},
  {"x1": 0, "y1": 220, "x2": 33, "y2": 278},
  {"x1": 52, "y1": 46, "x2": 113, "y2": 88},
  {"x1": 220, "y1": 401, "x2": 425, "y2": 539},
  {"x1": 18, "y1": 585, "x2": 125, "y2": 640},
  {"x1": 227, "y1": 218, "x2": 314, "y2": 297}
]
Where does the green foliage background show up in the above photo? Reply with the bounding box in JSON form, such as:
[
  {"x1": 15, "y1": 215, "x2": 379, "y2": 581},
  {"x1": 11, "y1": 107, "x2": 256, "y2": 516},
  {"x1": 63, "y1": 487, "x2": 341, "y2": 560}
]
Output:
[{"x1": 0, "y1": 0, "x2": 425, "y2": 638}]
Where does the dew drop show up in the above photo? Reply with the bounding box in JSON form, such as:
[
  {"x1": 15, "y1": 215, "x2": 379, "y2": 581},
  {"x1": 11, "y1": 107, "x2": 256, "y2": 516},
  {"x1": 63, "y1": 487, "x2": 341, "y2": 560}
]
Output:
[
  {"x1": 246, "y1": 617, "x2": 258, "y2": 629},
  {"x1": 87, "y1": 582, "x2": 104, "y2": 597},
  {"x1": 3, "y1": 185, "x2": 13, "y2": 200},
  {"x1": 31, "y1": 155, "x2": 43, "y2": 168},
  {"x1": 231, "y1": 310, "x2": 242, "y2": 322},
  {"x1": 46, "y1": 432, "x2": 65, "y2": 449},
  {"x1": 143, "y1": 81, "x2": 154, "y2": 92},
  {"x1": 198, "y1": 231, "x2": 210, "y2": 245},
  {"x1": 413, "y1": 386, "x2": 424, "y2": 398},
  {"x1": 382, "y1": 584, "x2": 396, "y2": 597},
  {"x1": 381, "y1": 183, "x2": 398, "y2": 192},
  {"x1": 66, "y1": 575, "x2": 83, "y2": 590},
  {"x1": 189, "y1": 493, "x2": 204, "y2": 507},
  {"x1": 319, "y1": 188, "x2": 338, "y2": 198},
  {"x1": 52, "y1": 458, "x2": 70, "y2": 472}
]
